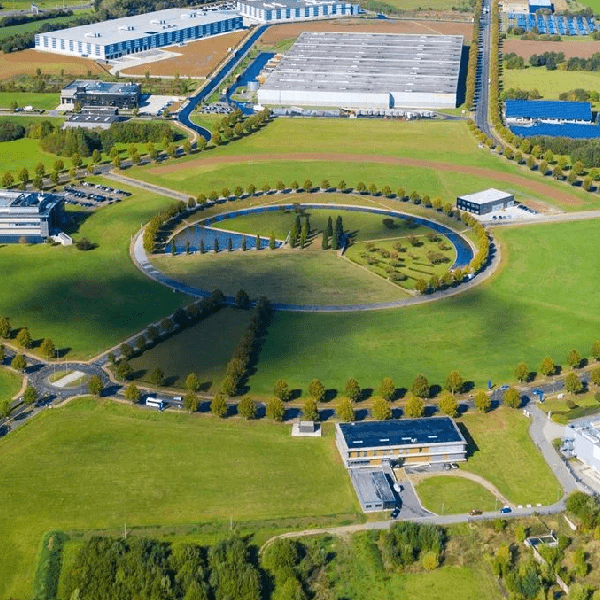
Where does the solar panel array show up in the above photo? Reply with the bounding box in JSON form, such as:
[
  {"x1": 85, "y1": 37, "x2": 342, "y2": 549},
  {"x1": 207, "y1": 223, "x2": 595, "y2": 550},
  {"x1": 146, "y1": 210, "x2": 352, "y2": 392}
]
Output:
[
  {"x1": 506, "y1": 12, "x2": 596, "y2": 35},
  {"x1": 505, "y1": 100, "x2": 592, "y2": 121},
  {"x1": 510, "y1": 122, "x2": 600, "y2": 138}
]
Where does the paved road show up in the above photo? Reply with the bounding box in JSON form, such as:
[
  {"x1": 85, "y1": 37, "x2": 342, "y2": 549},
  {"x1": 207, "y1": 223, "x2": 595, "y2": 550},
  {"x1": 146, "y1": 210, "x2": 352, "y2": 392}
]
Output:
[{"x1": 474, "y1": 0, "x2": 494, "y2": 140}]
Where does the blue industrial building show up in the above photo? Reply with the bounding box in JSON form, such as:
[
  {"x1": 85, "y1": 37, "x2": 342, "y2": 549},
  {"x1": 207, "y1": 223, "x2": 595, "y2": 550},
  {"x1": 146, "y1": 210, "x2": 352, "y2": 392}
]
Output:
[{"x1": 506, "y1": 100, "x2": 600, "y2": 138}]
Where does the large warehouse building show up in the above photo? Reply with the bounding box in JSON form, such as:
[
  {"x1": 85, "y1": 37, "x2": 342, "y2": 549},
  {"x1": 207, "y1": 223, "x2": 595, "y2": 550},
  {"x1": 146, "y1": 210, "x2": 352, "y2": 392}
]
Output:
[
  {"x1": 236, "y1": 0, "x2": 359, "y2": 23},
  {"x1": 257, "y1": 32, "x2": 463, "y2": 109},
  {"x1": 0, "y1": 190, "x2": 62, "y2": 243},
  {"x1": 457, "y1": 188, "x2": 515, "y2": 215},
  {"x1": 34, "y1": 8, "x2": 243, "y2": 59}
]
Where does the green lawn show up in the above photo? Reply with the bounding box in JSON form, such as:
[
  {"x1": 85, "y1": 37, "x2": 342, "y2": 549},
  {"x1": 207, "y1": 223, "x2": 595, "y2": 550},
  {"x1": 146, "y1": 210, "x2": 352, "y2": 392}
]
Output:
[
  {"x1": 0, "y1": 11, "x2": 93, "y2": 41},
  {"x1": 129, "y1": 307, "x2": 253, "y2": 390},
  {"x1": 0, "y1": 397, "x2": 359, "y2": 599},
  {"x1": 0, "y1": 366, "x2": 22, "y2": 406},
  {"x1": 504, "y1": 67, "x2": 600, "y2": 100},
  {"x1": 0, "y1": 92, "x2": 60, "y2": 110},
  {"x1": 415, "y1": 476, "x2": 498, "y2": 514},
  {"x1": 153, "y1": 247, "x2": 409, "y2": 305},
  {"x1": 329, "y1": 533, "x2": 502, "y2": 600},
  {"x1": 0, "y1": 135, "x2": 62, "y2": 174},
  {"x1": 214, "y1": 204, "x2": 434, "y2": 242},
  {"x1": 372, "y1": 0, "x2": 472, "y2": 9},
  {"x1": 246, "y1": 219, "x2": 600, "y2": 396},
  {"x1": 459, "y1": 408, "x2": 559, "y2": 505},
  {"x1": 0, "y1": 178, "x2": 185, "y2": 359}
]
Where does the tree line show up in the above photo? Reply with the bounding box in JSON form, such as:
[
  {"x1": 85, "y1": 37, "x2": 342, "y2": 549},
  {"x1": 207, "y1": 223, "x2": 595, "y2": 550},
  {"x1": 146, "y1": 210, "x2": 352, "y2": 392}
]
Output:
[
  {"x1": 62, "y1": 534, "x2": 261, "y2": 600},
  {"x1": 466, "y1": 0, "x2": 483, "y2": 109}
]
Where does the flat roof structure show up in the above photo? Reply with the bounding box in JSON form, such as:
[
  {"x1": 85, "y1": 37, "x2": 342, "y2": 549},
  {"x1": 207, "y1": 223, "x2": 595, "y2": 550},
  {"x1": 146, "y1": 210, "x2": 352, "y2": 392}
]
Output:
[
  {"x1": 457, "y1": 188, "x2": 515, "y2": 215},
  {"x1": 258, "y1": 31, "x2": 464, "y2": 110},
  {"x1": 350, "y1": 467, "x2": 397, "y2": 512},
  {"x1": 505, "y1": 100, "x2": 592, "y2": 122},
  {"x1": 510, "y1": 122, "x2": 600, "y2": 139},
  {"x1": 0, "y1": 190, "x2": 62, "y2": 242},
  {"x1": 35, "y1": 8, "x2": 243, "y2": 59},
  {"x1": 237, "y1": 0, "x2": 358, "y2": 22},
  {"x1": 336, "y1": 417, "x2": 467, "y2": 468}
]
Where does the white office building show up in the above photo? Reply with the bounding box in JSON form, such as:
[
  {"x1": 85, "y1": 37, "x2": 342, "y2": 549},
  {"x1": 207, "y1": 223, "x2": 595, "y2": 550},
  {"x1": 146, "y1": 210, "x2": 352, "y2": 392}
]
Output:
[
  {"x1": 0, "y1": 190, "x2": 62, "y2": 243},
  {"x1": 236, "y1": 0, "x2": 359, "y2": 23}
]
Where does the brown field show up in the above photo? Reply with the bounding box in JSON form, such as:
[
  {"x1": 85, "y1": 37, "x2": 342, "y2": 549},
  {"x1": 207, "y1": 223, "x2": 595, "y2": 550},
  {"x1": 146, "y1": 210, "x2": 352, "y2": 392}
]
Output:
[
  {"x1": 0, "y1": 49, "x2": 104, "y2": 79},
  {"x1": 258, "y1": 17, "x2": 473, "y2": 45},
  {"x1": 121, "y1": 30, "x2": 249, "y2": 78},
  {"x1": 504, "y1": 39, "x2": 600, "y2": 58}
]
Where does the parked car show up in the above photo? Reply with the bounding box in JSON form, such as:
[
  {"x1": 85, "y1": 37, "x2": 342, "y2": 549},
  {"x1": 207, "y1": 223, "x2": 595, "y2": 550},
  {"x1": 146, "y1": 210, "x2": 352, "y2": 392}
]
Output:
[
  {"x1": 390, "y1": 507, "x2": 400, "y2": 519},
  {"x1": 450, "y1": 463, "x2": 459, "y2": 469},
  {"x1": 500, "y1": 506, "x2": 512, "y2": 514}
]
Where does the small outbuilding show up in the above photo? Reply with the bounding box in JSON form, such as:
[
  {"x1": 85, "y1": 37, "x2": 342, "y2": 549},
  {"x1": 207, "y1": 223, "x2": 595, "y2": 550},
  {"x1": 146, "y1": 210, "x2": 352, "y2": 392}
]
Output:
[{"x1": 457, "y1": 188, "x2": 515, "y2": 215}]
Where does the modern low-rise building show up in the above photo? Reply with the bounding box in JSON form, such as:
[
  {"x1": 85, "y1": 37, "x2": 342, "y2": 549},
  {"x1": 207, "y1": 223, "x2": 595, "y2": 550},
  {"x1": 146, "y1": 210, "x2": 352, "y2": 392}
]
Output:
[
  {"x1": 456, "y1": 188, "x2": 515, "y2": 215},
  {"x1": 63, "y1": 106, "x2": 121, "y2": 129},
  {"x1": 61, "y1": 80, "x2": 142, "y2": 109},
  {"x1": 236, "y1": 0, "x2": 359, "y2": 23},
  {"x1": 569, "y1": 420, "x2": 600, "y2": 474},
  {"x1": 350, "y1": 465, "x2": 397, "y2": 512},
  {"x1": 335, "y1": 417, "x2": 467, "y2": 469},
  {"x1": 0, "y1": 190, "x2": 62, "y2": 243},
  {"x1": 35, "y1": 8, "x2": 243, "y2": 60},
  {"x1": 258, "y1": 31, "x2": 464, "y2": 110}
]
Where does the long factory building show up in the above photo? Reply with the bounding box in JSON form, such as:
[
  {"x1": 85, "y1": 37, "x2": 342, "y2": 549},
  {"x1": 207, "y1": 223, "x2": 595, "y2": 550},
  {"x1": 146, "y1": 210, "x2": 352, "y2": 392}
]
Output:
[
  {"x1": 34, "y1": 8, "x2": 243, "y2": 60},
  {"x1": 257, "y1": 31, "x2": 464, "y2": 110}
]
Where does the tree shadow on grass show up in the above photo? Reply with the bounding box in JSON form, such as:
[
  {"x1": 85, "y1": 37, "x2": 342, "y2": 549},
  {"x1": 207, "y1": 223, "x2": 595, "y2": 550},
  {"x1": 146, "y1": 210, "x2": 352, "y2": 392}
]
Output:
[
  {"x1": 284, "y1": 407, "x2": 301, "y2": 421},
  {"x1": 320, "y1": 408, "x2": 335, "y2": 422},
  {"x1": 392, "y1": 407, "x2": 403, "y2": 419},
  {"x1": 423, "y1": 404, "x2": 438, "y2": 417},
  {"x1": 324, "y1": 389, "x2": 337, "y2": 402},
  {"x1": 355, "y1": 408, "x2": 368, "y2": 421},
  {"x1": 429, "y1": 384, "x2": 442, "y2": 399},
  {"x1": 394, "y1": 387, "x2": 407, "y2": 401},
  {"x1": 131, "y1": 369, "x2": 147, "y2": 381},
  {"x1": 456, "y1": 422, "x2": 479, "y2": 458},
  {"x1": 360, "y1": 388, "x2": 373, "y2": 401},
  {"x1": 289, "y1": 388, "x2": 302, "y2": 401}
]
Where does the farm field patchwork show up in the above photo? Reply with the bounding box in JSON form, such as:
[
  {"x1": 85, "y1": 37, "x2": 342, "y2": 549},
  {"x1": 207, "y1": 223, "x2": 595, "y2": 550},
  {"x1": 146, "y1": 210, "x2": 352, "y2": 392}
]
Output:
[
  {"x1": 246, "y1": 218, "x2": 600, "y2": 395},
  {"x1": 415, "y1": 476, "x2": 498, "y2": 514},
  {"x1": 0, "y1": 49, "x2": 103, "y2": 79},
  {"x1": 503, "y1": 38, "x2": 600, "y2": 59},
  {"x1": 0, "y1": 397, "x2": 358, "y2": 599},
  {"x1": 128, "y1": 307, "x2": 253, "y2": 391}
]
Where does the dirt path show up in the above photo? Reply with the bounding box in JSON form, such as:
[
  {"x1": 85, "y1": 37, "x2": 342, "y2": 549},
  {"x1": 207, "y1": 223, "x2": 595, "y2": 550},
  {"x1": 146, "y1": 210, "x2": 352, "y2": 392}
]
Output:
[
  {"x1": 406, "y1": 469, "x2": 513, "y2": 508},
  {"x1": 148, "y1": 152, "x2": 584, "y2": 207}
]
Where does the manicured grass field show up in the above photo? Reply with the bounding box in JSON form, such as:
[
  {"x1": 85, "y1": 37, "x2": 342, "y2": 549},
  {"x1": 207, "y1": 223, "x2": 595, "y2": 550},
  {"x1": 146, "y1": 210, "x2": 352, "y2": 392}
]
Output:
[
  {"x1": 247, "y1": 219, "x2": 600, "y2": 395},
  {"x1": 503, "y1": 67, "x2": 600, "y2": 101},
  {"x1": 129, "y1": 307, "x2": 253, "y2": 390},
  {"x1": 0, "y1": 367, "x2": 22, "y2": 405},
  {"x1": 0, "y1": 12, "x2": 93, "y2": 41},
  {"x1": 0, "y1": 92, "x2": 60, "y2": 110},
  {"x1": 0, "y1": 397, "x2": 358, "y2": 599},
  {"x1": 153, "y1": 248, "x2": 409, "y2": 305},
  {"x1": 214, "y1": 204, "x2": 434, "y2": 242},
  {"x1": 415, "y1": 476, "x2": 498, "y2": 514},
  {"x1": 0, "y1": 178, "x2": 185, "y2": 359},
  {"x1": 459, "y1": 408, "x2": 558, "y2": 505},
  {"x1": 0, "y1": 135, "x2": 62, "y2": 174}
]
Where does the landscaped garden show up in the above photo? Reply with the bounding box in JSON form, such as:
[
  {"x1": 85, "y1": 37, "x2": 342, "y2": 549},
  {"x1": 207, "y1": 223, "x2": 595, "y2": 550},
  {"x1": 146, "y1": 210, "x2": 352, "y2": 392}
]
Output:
[{"x1": 415, "y1": 476, "x2": 498, "y2": 514}]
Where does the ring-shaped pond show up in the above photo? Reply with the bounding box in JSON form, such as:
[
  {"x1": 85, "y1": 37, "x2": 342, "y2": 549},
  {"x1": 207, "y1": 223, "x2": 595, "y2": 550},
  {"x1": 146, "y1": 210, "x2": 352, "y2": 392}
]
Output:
[{"x1": 152, "y1": 203, "x2": 475, "y2": 311}]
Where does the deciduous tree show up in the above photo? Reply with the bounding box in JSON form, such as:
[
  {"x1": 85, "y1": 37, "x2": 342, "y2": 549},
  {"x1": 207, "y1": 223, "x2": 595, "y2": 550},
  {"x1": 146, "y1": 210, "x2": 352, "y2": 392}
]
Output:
[
  {"x1": 149, "y1": 367, "x2": 164, "y2": 387},
  {"x1": 567, "y1": 349, "x2": 581, "y2": 369},
  {"x1": 405, "y1": 395, "x2": 424, "y2": 418},
  {"x1": 344, "y1": 378, "x2": 361, "y2": 402},
  {"x1": 515, "y1": 362, "x2": 529, "y2": 382},
  {"x1": 88, "y1": 375, "x2": 103, "y2": 397},
  {"x1": 504, "y1": 387, "x2": 521, "y2": 408},
  {"x1": 11, "y1": 354, "x2": 26, "y2": 371},
  {"x1": 308, "y1": 378, "x2": 325, "y2": 402},
  {"x1": 116, "y1": 360, "x2": 133, "y2": 380},
  {"x1": 0, "y1": 317, "x2": 10, "y2": 339},
  {"x1": 23, "y1": 385, "x2": 37, "y2": 406},
  {"x1": 211, "y1": 393, "x2": 228, "y2": 418},
  {"x1": 411, "y1": 374, "x2": 430, "y2": 399},
  {"x1": 438, "y1": 393, "x2": 458, "y2": 417},
  {"x1": 303, "y1": 397, "x2": 319, "y2": 421},
  {"x1": 337, "y1": 397, "x2": 355, "y2": 422},
  {"x1": 371, "y1": 397, "x2": 392, "y2": 420},
  {"x1": 238, "y1": 396, "x2": 257, "y2": 420},
  {"x1": 273, "y1": 379, "x2": 290, "y2": 402},
  {"x1": 379, "y1": 377, "x2": 395, "y2": 402},
  {"x1": 184, "y1": 391, "x2": 199, "y2": 413},
  {"x1": 445, "y1": 370, "x2": 464, "y2": 395},
  {"x1": 540, "y1": 357, "x2": 555, "y2": 377},
  {"x1": 16, "y1": 327, "x2": 32, "y2": 349},
  {"x1": 266, "y1": 397, "x2": 285, "y2": 421},
  {"x1": 565, "y1": 372, "x2": 583, "y2": 395},
  {"x1": 186, "y1": 372, "x2": 201, "y2": 392},
  {"x1": 474, "y1": 389, "x2": 491, "y2": 412}
]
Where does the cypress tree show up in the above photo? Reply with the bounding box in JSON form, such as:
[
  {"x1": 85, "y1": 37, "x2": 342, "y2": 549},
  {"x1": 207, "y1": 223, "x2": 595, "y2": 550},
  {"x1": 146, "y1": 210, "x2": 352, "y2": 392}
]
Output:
[
  {"x1": 227, "y1": 237, "x2": 233, "y2": 251},
  {"x1": 327, "y1": 216, "x2": 333, "y2": 237},
  {"x1": 289, "y1": 224, "x2": 297, "y2": 248},
  {"x1": 296, "y1": 214, "x2": 301, "y2": 232},
  {"x1": 241, "y1": 235, "x2": 247, "y2": 251},
  {"x1": 199, "y1": 239, "x2": 204, "y2": 254},
  {"x1": 269, "y1": 231, "x2": 276, "y2": 250},
  {"x1": 321, "y1": 233, "x2": 328, "y2": 250},
  {"x1": 213, "y1": 237, "x2": 219, "y2": 253},
  {"x1": 255, "y1": 233, "x2": 260, "y2": 250}
]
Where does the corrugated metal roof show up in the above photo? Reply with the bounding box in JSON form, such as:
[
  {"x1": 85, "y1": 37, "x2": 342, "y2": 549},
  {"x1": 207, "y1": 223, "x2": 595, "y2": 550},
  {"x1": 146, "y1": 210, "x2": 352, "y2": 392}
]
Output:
[{"x1": 505, "y1": 100, "x2": 592, "y2": 121}]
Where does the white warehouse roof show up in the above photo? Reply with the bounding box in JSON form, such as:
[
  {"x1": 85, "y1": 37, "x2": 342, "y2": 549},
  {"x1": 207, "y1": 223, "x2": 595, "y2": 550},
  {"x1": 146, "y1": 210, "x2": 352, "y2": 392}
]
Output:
[
  {"x1": 47, "y1": 8, "x2": 240, "y2": 47},
  {"x1": 258, "y1": 32, "x2": 464, "y2": 109},
  {"x1": 458, "y1": 188, "x2": 513, "y2": 205}
]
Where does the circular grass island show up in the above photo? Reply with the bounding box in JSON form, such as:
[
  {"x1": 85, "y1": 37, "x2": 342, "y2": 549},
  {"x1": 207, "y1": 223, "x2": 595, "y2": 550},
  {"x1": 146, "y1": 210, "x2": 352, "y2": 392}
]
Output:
[{"x1": 147, "y1": 196, "x2": 476, "y2": 310}]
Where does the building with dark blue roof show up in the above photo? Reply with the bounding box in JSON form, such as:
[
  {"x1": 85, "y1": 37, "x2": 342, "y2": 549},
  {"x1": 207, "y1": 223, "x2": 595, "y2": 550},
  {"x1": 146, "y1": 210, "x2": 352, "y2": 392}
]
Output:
[
  {"x1": 335, "y1": 417, "x2": 467, "y2": 468},
  {"x1": 505, "y1": 100, "x2": 592, "y2": 124},
  {"x1": 510, "y1": 122, "x2": 600, "y2": 139}
]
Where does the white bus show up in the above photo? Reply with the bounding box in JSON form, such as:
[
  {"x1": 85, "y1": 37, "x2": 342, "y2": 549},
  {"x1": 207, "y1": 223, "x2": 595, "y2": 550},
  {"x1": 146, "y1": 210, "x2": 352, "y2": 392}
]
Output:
[{"x1": 146, "y1": 397, "x2": 165, "y2": 411}]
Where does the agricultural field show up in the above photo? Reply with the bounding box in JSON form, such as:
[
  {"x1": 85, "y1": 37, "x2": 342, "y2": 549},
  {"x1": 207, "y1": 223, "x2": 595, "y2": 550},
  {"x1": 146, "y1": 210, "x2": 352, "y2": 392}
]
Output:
[
  {"x1": 503, "y1": 38, "x2": 600, "y2": 59},
  {"x1": 0, "y1": 397, "x2": 358, "y2": 599},
  {"x1": 127, "y1": 118, "x2": 595, "y2": 211},
  {"x1": 0, "y1": 178, "x2": 185, "y2": 359},
  {"x1": 503, "y1": 66, "x2": 600, "y2": 100},
  {"x1": 415, "y1": 476, "x2": 498, "y2": 514},
  {"x1": 128, "y1": 307, "x2": 253, "y2": 391},
  {"x1": 0, "y1": 91, "x2": 59, "y2": 110},
  {"x1": 121, "y1": 29, "x2": 249, "y2": 79},
  {"x1": 0, "y1": 10, "x2": 93, "y2": 41},
  {"x1": 256, "y1": 17, "x2": 474, "y2": 46},
  {"x1": 0, "y1": 48, "x2": 102, "y2": 79},
  {"x1": 246, "y1": 218, "x2": 600, "y2": 396}
]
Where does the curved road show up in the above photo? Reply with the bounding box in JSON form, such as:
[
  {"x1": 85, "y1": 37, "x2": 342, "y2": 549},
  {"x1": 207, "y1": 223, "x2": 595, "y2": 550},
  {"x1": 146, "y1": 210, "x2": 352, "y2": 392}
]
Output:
[{"x1": 177, "y1": 25, "x2": 268, "y2": 141}]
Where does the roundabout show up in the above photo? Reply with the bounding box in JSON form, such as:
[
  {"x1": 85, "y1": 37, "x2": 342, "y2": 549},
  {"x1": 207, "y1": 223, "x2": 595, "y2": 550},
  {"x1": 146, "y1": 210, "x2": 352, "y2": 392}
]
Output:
[{"x1": 134, "y1": 197, "x2": 493, "y2": 312}]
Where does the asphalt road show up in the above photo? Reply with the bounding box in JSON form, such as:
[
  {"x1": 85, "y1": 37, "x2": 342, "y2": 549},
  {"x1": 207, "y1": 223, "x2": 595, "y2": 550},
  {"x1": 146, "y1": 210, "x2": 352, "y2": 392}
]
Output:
[{"x1": 474, "y1": 0, "x2": 494, "y2": 140}]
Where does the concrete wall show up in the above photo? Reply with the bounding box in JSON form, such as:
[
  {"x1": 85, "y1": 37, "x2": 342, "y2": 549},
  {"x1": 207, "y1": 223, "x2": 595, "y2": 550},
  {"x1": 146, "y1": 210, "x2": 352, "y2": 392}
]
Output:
[{"x1": 258, "y1": 88, "x2": 392, "y2": 109}]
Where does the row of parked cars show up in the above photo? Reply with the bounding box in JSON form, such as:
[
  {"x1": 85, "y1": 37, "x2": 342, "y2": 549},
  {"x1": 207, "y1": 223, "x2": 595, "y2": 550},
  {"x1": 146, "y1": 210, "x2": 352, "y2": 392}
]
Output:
[{"x1": 63, "y1": 182, "x2": 131, "y2": 208}]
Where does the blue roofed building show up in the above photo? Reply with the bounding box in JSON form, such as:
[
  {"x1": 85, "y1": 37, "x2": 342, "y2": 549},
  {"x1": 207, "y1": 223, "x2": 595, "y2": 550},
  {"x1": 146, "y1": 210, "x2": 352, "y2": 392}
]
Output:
[
  {"x1": 529, "y1": 0, "x2": 553, "y2": 13},
  {"x1": 335, "y1": 417, "x2": 467, "y2": 469},
  {"x1": 505, "y1": 100, "x2": 592, "y2": 124},
  {"x1": 505, "y1": 100, "x2": 600, "y2": 138}
]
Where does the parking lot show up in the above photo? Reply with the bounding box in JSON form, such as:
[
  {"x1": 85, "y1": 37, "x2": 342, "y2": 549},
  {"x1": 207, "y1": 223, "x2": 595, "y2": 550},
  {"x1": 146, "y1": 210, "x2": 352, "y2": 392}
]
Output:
[{"x1": 62, "y1": 181, "x2": 131, "y2": 208}]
